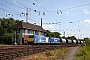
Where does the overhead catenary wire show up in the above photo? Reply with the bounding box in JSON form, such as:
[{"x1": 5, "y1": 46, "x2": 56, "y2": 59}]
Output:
[
  {"x1": 15, "y1": 0, "x2": 40, "y2": 24},
  {"x1": 32, "y1": 1, "x2": 90, "y2": 26},
  {"x1": 35, "y1": 0, "x2": 58, "y2": 22},
  {"x1": 1, "y1": 1, "x2": 90, "y2": 25},
  {"x1": 61, "y1": 3, "x2": 90, "y2": 11},
  {"x1": 49, "y1": 0, "x2": 63, "y2": 30},
  {"x1": 0, "y1": 2, "x2": 19, "y2": 14},
  {"x1": 33, "y1": 0, "x2": 64, "y2": 30},
  {"x1": 0, "y1": 7, "x2": 18, "y2": 16},
  {"x1": 0, "y1": 0, "x2": 39, "y2": 24},
  {"x1": 15, "y1": 0, "x2": 28, "y2": 8},
  {"x1": 50, "y1": 0, "x2": 58, "y2": 9},
  {"x1": 4, "y1": 0, "x2": 24, "y2": 9},
  {"x1": 29, "y1": 2, "x2": 90, "y2": 12},
  {"x1": 3, "y1": 0, "x2": 39, "y2": 24},
  {"x1": 26, "y1": 0, "x2": 57, "y2": 27}
]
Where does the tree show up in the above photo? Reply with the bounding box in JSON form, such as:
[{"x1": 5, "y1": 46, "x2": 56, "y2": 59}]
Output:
[
  {"x1": 46, "y1": 30, "x2": 51, "y2": 37},
  {"x1": 46, "y1": 30, "x2": 61, "y2": 38},
  {"x1": 51, "y1": 32, "x2": 55, "y2": 37},
  {"x1": 84, "y1": 38, "x2": 90, "y2": 46},
  {"x1": 54, "y1": 32, "x2": 61, "y2": 38},
  {"x1": 3, "y1": 33, "x2": 14, "y2": 45},
  {"x1": 0, "y1": 18, "x2": 20, "y2": 45},
  {"x1": 67, "y1": 36, "x2": 77, "y2": 40},
  {"x1": 61, "y1": 36, "x2": 66, "y2": 39}
]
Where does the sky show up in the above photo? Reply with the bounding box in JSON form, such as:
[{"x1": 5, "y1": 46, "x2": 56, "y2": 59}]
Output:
[{"x1": 0, "y1": 0, "x2": 90, "y2": 39}]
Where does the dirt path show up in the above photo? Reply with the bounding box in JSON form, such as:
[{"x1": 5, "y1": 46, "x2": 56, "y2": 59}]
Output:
[{"x1": 64, "y1": 46, "x2": 79, "y2": 60}]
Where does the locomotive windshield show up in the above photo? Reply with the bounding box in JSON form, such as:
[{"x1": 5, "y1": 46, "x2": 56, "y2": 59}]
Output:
[{"x1": 28, "y1": 35, "x2": 34, "y2": 38}]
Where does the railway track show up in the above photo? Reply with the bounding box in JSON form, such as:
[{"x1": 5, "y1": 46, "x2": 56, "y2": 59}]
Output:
[{"x1": 0, "y1": 44, "x2": 79, "y2": 60}]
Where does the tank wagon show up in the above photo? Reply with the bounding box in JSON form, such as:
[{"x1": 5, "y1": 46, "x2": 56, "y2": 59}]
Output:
[
  {"x1": 66, "y1": 39, "x2": 73, "y2": 44},
  {"x1": 73, "y1": 40, "x2": 77, "y2": 44}
]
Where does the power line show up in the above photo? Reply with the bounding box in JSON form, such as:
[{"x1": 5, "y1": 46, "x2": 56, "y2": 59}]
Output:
[
  {"x1": 0, "y1": 7, "x2": 18, "y2": 16},
  {"x1": 4, "y1": 0, "x2": 24, "y2": 9},
  {"x1": 61, "y1": 3, "x2": 90, "y2": 11},
  {"x1": 29, "y1": 2, "x2": 90, "y2": 12},
  {"x1": 15, "y1": 0, "x2": 28, "y2": 8},
  {"x1": 35, "y1": 0, "x2": 58, "y2": 22},
  {"x1": 28, "y1": 18, "x2": 39, "y2": 23},
  {"x1": 0, "y1": 2, "x2": 19, "y2": 14},
  {"x1": 49, "y1": 0, "x2": 58, "y2": 9},
  {"x1": 15, "y1": 0, "x2": 39, "y2": 23}
]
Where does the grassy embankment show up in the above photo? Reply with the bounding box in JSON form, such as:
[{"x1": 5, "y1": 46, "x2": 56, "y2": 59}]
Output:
[
  {"x1": 76, "y1": 44, "x2": 90, "y2": 60},
  {"x1": 76, "y1": 38, "x2": 90, "y2": 60},
  {"x1": 21, "y1": 47, "x2": 69, "y2": 60}
]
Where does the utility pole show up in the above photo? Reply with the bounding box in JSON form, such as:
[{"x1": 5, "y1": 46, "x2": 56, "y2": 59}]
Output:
[
  {"x1": 14, "y1": 30, "x2": 17, "y2": 45},
  {"x1": 26, "y1": 8, "x2": 28, "y2": 22},
  {"x1": 0, "y1": 21, "x2": 1, "y2": 25},
  {"x1": 64, "y1": 31, "x2": 65, "y2": 37},
  {"x1": 41, "y1": 18, "x2": 42, "y2": 27}
]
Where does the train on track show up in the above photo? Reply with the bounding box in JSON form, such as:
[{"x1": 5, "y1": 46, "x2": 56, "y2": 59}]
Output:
[{"x1": 27, "y1": 35, "x2": 84, "y2": 45}]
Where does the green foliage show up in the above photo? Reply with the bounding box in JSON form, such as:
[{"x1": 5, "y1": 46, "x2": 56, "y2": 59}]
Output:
[
  {"x1": 77, "y1": 47, "x2": 86, "y2": 56},
  {"x1": 61, "y1": 36, "x2": 66, "y2": 39},
  {"x1": 46, "y1": 30, "x2": 51, "y2": 37},
  {"x1": 80, "y1": 43, "x2": 85, "y2": 47},
  {"x1": 3, "y1": 33, "x2": 15, "y2": 45},
  {"x1": 46, "y1": 30, "x2": 61, "y2": 38},
  {"x1": 76, "y1": 46, "x2": 90, "y2": 60},
  {"x1": 0, "y1": 18, "x2": 20, "y2": 45},
  {"x1": 76, "y1": 39, "x2": 90, "y2": 60},
  {"x1": 53, "y1": 32, "x2": 61, "y2": 38},
  {"x1": 84, "y1": 38, "x2": 90, "y2": 46},
  {"x1": 67, "y1": 36, "x2": 77, "y2": 40}
]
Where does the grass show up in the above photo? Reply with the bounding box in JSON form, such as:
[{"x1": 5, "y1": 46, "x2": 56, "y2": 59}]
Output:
[
  {"x1": 21, "y1": 47, "x2": 69, "y2": 60},
  {"x1": 76, "y1": 44, "x2": 90, "y2": 60}
]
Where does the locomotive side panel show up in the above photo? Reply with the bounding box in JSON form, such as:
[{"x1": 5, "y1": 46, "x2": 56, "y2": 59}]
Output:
[{"x1": 48, "y1": 38, "x2": 61, "y2": 43}]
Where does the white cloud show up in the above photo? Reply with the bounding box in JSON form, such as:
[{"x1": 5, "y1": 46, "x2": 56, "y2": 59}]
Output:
[
  {"x1": 66, "y1": 12, "x2": 69, "y2": 14},
  {"x1": 42, "y1": 24, "x2": 54, "y2": 29},
  {"x1": 84, "y1": 9, "x2": 89, "y2": 14},
  {"x1": 84, "y1": 19, "x2": 90, "y2": 26},
  {"x1": 13, "y1": 0, "x2": 16, "y2": 2}
]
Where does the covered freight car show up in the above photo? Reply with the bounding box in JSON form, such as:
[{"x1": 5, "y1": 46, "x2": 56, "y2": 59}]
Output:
[{"x1": 48, "y1": 38, "x2": 61, "y2": 44}]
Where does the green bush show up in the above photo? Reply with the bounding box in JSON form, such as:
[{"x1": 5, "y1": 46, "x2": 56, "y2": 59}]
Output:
[
  {"x1": 76, "y1": 46, "x2": 90, "y2": 60},
  {"x1": 84, "y1": 38, "x2": 90, "y2": 46},
  {"x1": 3, "y1": 33, "x2": 14, "y2": 45}
]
